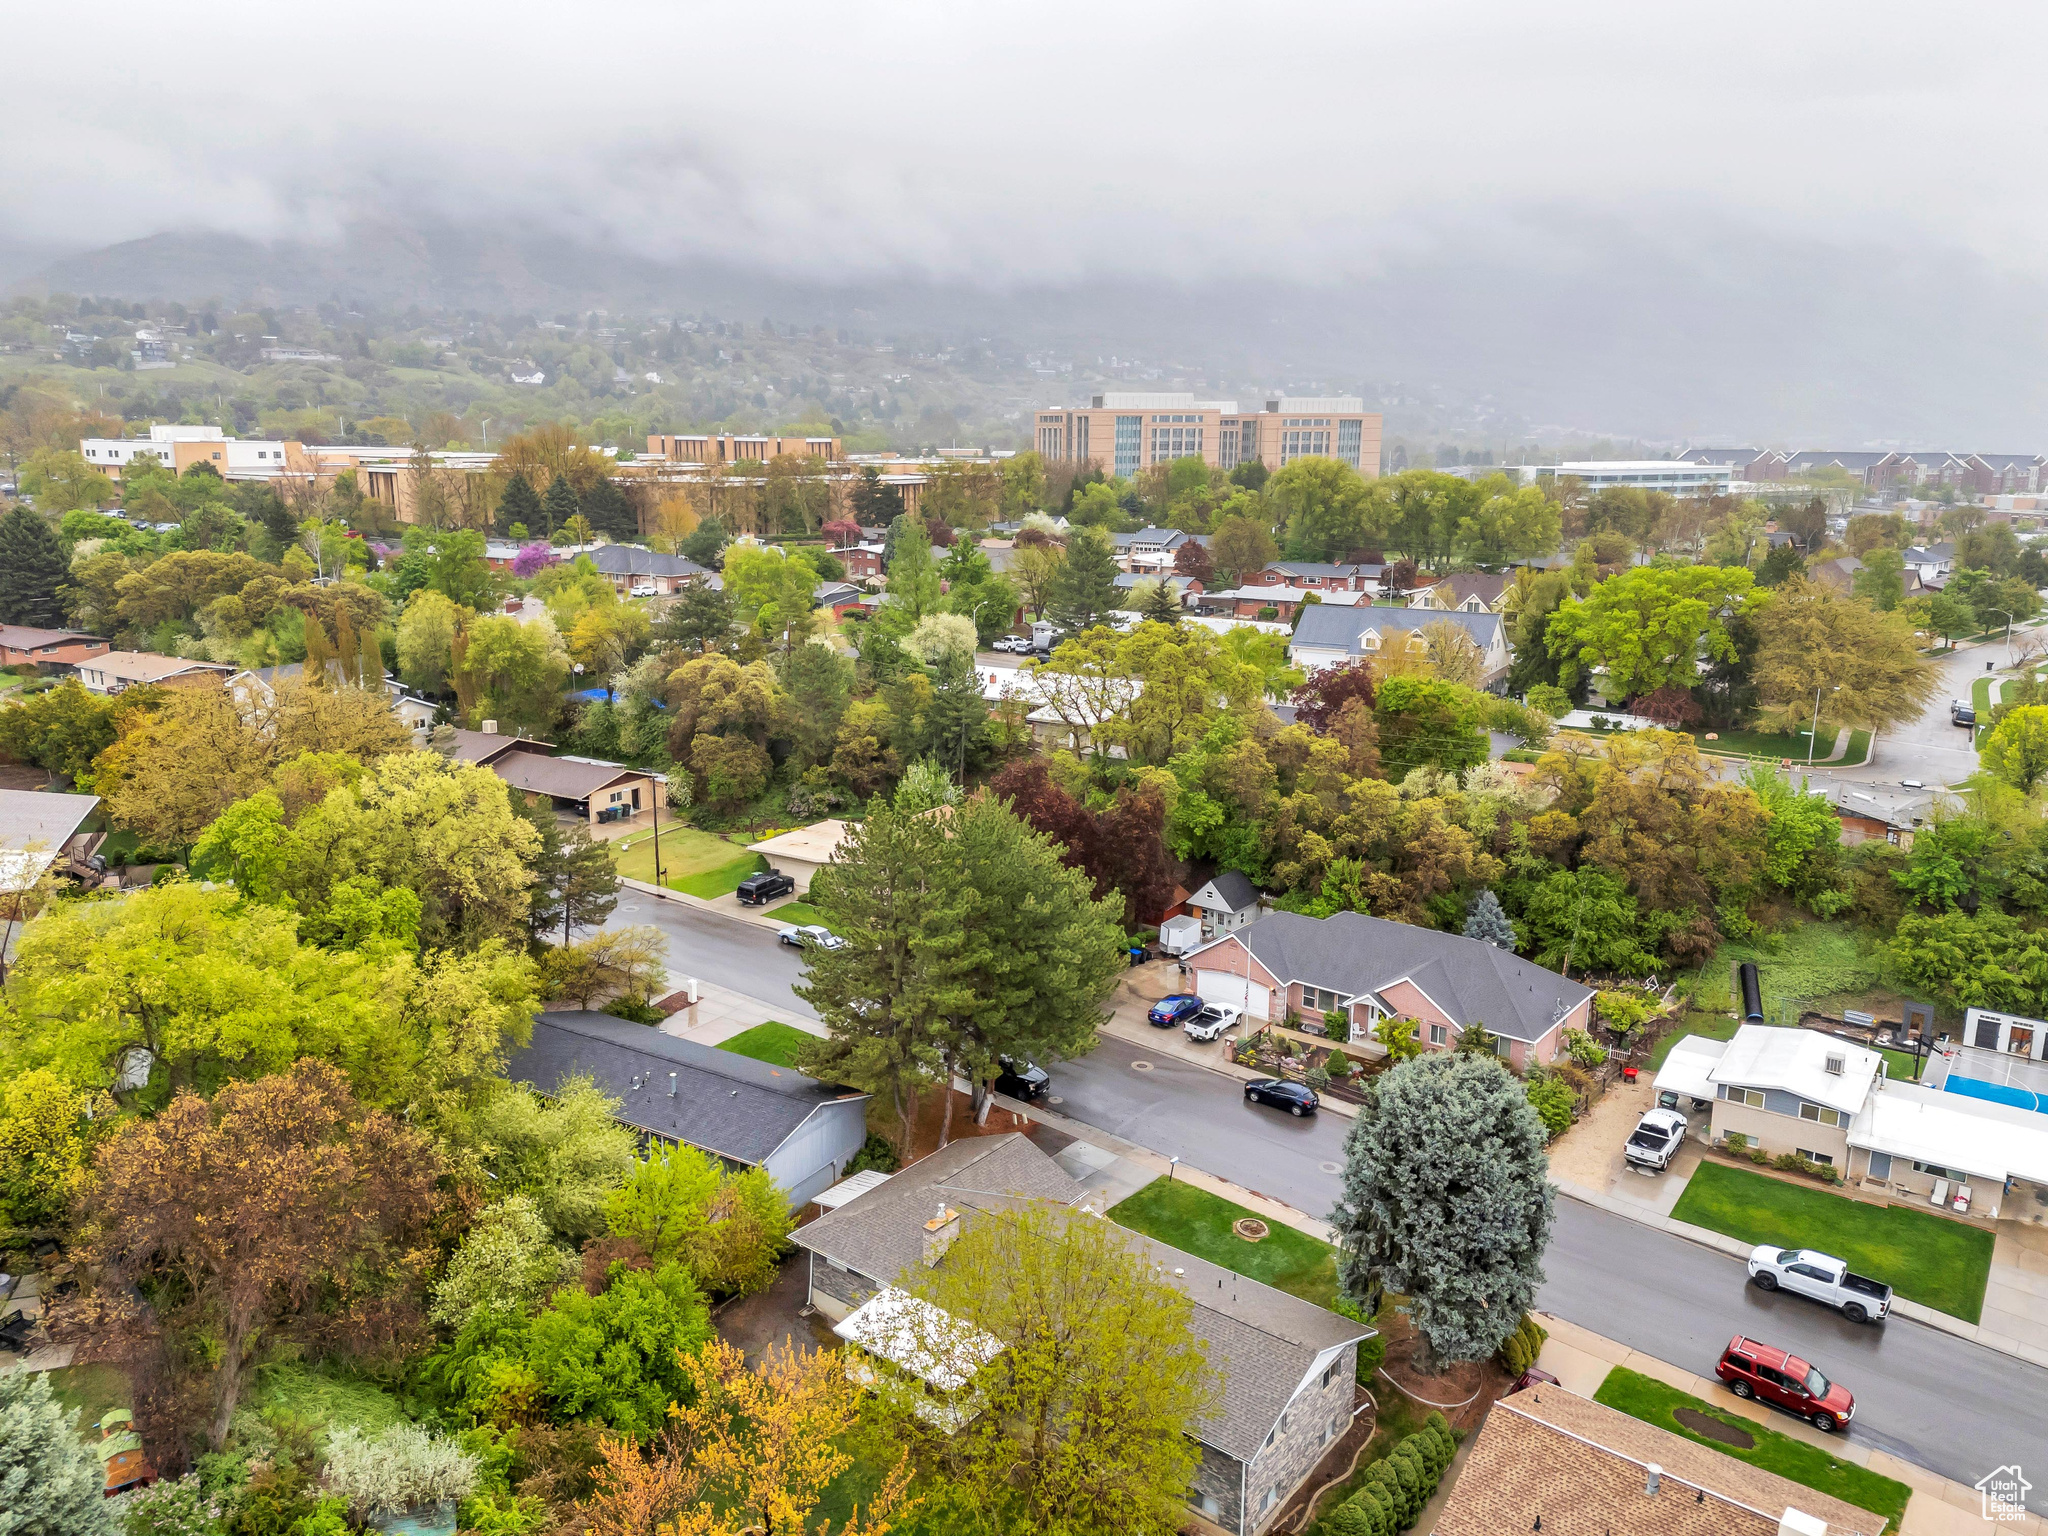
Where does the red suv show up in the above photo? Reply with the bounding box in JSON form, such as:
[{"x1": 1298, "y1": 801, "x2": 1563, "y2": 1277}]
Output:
[{"x1": 1715, "y1": 1335, "x2": 1855, "y2": 1432}]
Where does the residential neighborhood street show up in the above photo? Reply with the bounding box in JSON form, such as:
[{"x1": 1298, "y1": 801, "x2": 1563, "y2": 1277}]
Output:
[{"x1": 605, "y1": 897, "x2": 2048, "y2": 1511}]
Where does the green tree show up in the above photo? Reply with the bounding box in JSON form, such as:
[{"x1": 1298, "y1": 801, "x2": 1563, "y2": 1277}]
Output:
[
  {"x1": 396, "y1": 588, "x2": 462, "y2": 695},
  {"x1": 1545, "y1": 565, "x2": 1757, "y2": 699},
  {"x1": 879, "y1": 515, "x2": 942, "y2": 625},
  {"x1": 495, "y1": 472, "x2": 544, "y2": 536},
  {"x1": 0, "y1": 506, "x2": 70, "y2": 628},
  {"x1": 1928, "y1": 590, "x2": 1977, "y2": 648},
  {"x1": 1455, "y1": 482, "x2": 1560, "y2": 565},
  {"x1": 1887, "y1": 908, "x2": 2048, "y2": 1013},
  {"x1": 1852, "y1": 547, "x2": 1906, "y2": 610},
  {"x1": 1331, "y1": 1053, "x2": 1552, "y2": 1365},
  {"x1": 0, "y1": 679, "x2": 125, "y2": 787},
  {"x1": 899, "y1": 1204, "x2": 1214, "y2": 1536},
  {"x1": 1047, "y1": 526, "x2": 1122, "y2": 633},
  {"x1": 1518, "y1": 865, "x2": 1655, "y2": 976},
  {"x1": 1982, "y1": 705, "x2": 2048, "y2": 794},
  {"x1": 1210, "y1": 514, "x2": 1279, "y2": 588},
  {"x1": 603, "y1": 1144, "x2": 793, "y2": 1297},
  {"x1": 1374, "y1": 676, "x2": 1487, "y2": 780},
  {"x1": 522, "y1": 1261, "x2": 711, "y2": 1437},
  {"x1": 518, "y1": 798, "x2": 621, "y2": 945},
  {"x1": 0, "y1": 1069, "x2": 90, "y2": 1231},
  {"x1": 1740, "y1": 765, "x2": 1844, "y2": 902},
  {"x1": 1750, "y1": 577, "x2": 1939, "y2": 735},
  {"x1": 657, "y1": 582, "x2": 739, "y2": 655},
  {"x1": 473, "y1": 1079, "x2": 638, "y2": 1243},
  {"x1": 1270, "y1": 457, "x2": 1376, "y2": 560},
  {"x1": 679, "y1": 516, "x2": 730, "y2": 568},
  {"x1": 0, "y1": 1369, "x2": 116, "y2": 1536},
  {"x1": 456, "y1": 613, "x2": 571, "y2": 735},
  {"x1": 429, "y1": 1194, "x2": 573, "y2": 1330},
  {"x1": 17, "y1": 448, "x2": 114, "y2": 513},
  {"x1": 540, "y1": 474, "x2": 580, "y2": 536}
]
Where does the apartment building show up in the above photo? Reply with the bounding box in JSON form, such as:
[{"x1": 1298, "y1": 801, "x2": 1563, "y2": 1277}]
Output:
[
  {"x1": 1033, "y1": 393, "x2": 1382, "y2": 478},
  {"x1": 80, "y1": 424, "x2": 302, "y2": 479}
]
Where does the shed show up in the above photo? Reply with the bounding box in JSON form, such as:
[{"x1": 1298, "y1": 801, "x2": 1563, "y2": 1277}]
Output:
[
  {"x1": 1186, "y1": 870, "x2": 1261, "y2": 937},
  {"x1": 504, "y1": 1011, "x2": 871, "y2": 1206}
]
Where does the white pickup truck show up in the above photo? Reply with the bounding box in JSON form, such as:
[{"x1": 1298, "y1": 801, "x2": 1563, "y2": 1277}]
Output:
[
  {"x1": 1184, "y1": 1004, "x2": 1242, "y2": 1042},
  {"x1": 1747, "y1": 1245, "x2": 1892, "y2": 1324},
  {"x1": 1622, "y1": 1107, "x2": 1688, "y2": 1173}
]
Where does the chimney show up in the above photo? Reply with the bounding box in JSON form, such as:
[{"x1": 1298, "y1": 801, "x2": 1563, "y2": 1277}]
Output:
[
  {"x1": 1644, "y1": 1464, "x2": 1661, "y2": 1497},
  {"x1": 922, "y1": 1205, "x2": 960, "y2": 1268},
  {"x1": 1779, "y1": 1511, "x2": 1827, "y2": 1536},
  {"x1": 668, "y1": 1072, "x2": 677, "y2": 1097},
  {"x1": 480, "y1": 719, "x2": 499, "y2": 735}
]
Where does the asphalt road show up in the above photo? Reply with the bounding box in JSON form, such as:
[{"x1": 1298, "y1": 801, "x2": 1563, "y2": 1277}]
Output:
[{"x1": 606, "y1": 903, "x2": 2048, "y2": 1508}]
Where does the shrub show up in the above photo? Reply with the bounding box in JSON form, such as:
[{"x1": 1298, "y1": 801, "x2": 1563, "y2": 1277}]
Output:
[
  {"x1": 116, "y1": 1477, "x2": 230, "y2": 1536},
  {"x1": 1495, "y1": 1313, "x2": 1550, "y2": 1376},
  {"x1": 1772, "y1": 1152, "x2": 1805, "y2": 1173},
  {"x1": 1325, "y1": 1047, "x2": 1353, "y2": 1078},
  {"x1": 1332, "y1": 1295, "x2": 1389, "y2": 1383},
  {"x1": 1525, "y1": 1075, "x2": 1574, "y2": 1141},
  {"x1": 1595, "y1": 990, "x2": 1654, "y2": 1032},
  {"x1": 1306, "y1": 1066, "x2": 1331, "y2": 1090},
  {"x1": 1386, "y1": 1443, "x2": 1425, "y2": 1522},
  {"x1": 1356, "y1": 1480, "x2": 1400, "y2": 1535},
  {"x1": 1562, "y1": 1027, "x2": 1608, "y2": 1067},
  {"x1": 845, "y1": 1132, "x2": 900, "y2": 1176},
  {"x1": 322, "y1": 1423, "x2": 480, "y2": 1522},
  {"x1": 1723, "y1": 1131, "x2": 1748, "y2": 1151},
  {"x1": 1324, "y1": 1008, "x2": 1351, "y2": 1043}
]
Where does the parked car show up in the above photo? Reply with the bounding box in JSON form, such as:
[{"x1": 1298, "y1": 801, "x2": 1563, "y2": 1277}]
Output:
[
  {"x1": 736, "y1": 869, "x2": 797, "y2": 906},
  {"x1": 1714, "y1": 1335, "x2": 1855, "y2": 1432},
  {"x1": 1622, "y1": 1107, "x2": 1688, "y2": 1173},
  {"x1": 1746, "y1": 1245, "x2": 1892, "y2": 1323},
  {"x1": 992, "y1": 1056, "x2": 1049, "y2": 1102},
  {"x1": 1148, "y1": 994, "x2": 1206, "y2": 1028},
  {"x1": 991, "y1": 634, "x2": 1033, "y2": 653},
  {"x1": 1512, "y1": 1365, "x2": 1561, "y2": 1394},
  {"x1": 1244, "y1": 1078, "x2": 1319, "y2": 1116},
  {"x1": 777, "y1": 923, "x2": 847, "y2": 951},
  {"x1": 1185, "y1": 1004, "x2": 1242, "y2": 1042},
  {"x1": 630, "y1": 583, "x2": 659, "y2": 597},
  {"x1": 1952, "y1": 699, "x2": 1976, "y2": 726}
]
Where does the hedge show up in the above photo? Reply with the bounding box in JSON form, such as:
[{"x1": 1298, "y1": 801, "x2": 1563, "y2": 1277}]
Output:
[
  {"x1": 1323, "y1": 1411, "x2": 1458, "y2": 1533},
  {"x1": 1495, "y1": 1312, "x2": 1549, "y2": 1377}
]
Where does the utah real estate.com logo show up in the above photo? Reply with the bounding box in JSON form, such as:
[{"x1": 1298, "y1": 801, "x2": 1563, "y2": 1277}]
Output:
[{"x1": 1976, "y1": 1465, "x2": 2030, "y2": 1522}]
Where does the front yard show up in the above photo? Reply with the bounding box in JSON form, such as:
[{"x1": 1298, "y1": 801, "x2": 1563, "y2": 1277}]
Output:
[
  {"x1": 716, "y1": 1021, "x2": 818, "y2": 1069},
  {"x1": 1594, "y1": 1367, "x2": 1910, "y2": 1532},
  {"x1": 610, "y1": 824, "x2": 764, "y2": 897},
  {"x1": 1669, "y1": 1160, "x2": 1994, "y2": 1323},
  {"x1": 1107, "y1": 1177, "x2": 1341, "y2": 1309}
]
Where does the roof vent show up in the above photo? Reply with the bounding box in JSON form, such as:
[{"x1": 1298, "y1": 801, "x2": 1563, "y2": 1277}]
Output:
[
  {"x1": 480, "y1": 719, "x2": 499, "y2": 734},
  {"x1": 1824, "y1": 1053, "x2": 1845, "y2": 1076},
  {"x1": 1645, "y1": 1464, "x2": 1662, "y2": 1497}
]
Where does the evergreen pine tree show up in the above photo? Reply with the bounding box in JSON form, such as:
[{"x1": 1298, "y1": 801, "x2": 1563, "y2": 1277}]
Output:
[
  {"x1": 581, "y1": 476, "x2": 637, "y2": 539},
  {"x1": 541, "y1": 473, "x2": 581, "y2": 536},
  {"x1": 1140, "y1": 579, "x2": 1183, "y2": 627},
  {"x1": 302, "y1": 612, "x2": 334, "y2": 679},
  {"x1": 679, "y1": 516, "x2": 729, "y2": 569},
  {"x1": 0, "y1": 1370, "x2": 116, "y2": 1535},
  {"x1": 497, "y1": 472, "x2": 544, "y2": 536},
  {"x1": 1331, "y1": 1052, "x2": 1554, "y2": 1367},
  {"x1": 0, "y1": 505, "x2": 70, "y2": 627},
  {"x1": 1461, "y1": 888, "x2": 1516, "y2": 950},
  {"x1": 1047, "y1": 527, "x2": 1122, "y2": 633}
]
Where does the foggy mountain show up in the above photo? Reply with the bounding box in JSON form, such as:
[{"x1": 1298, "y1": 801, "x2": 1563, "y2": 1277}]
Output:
[{"x1": 21, "y1": 215, "x2": 2048, "y2": 449}]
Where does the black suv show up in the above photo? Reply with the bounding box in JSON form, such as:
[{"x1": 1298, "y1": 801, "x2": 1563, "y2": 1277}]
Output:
[
  {"x1": 992, "y1": 1057, "x2": 1050, "y2": 1102},
  {"x1": 735, "y1": 868, "x2": 797, "y2": 906}
]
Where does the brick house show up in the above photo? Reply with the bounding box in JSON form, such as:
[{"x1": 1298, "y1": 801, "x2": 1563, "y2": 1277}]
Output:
[
  {"x1": 1410, "y1": 573, "x2": 1510, "y2": 613},
  {"x1": 0, "y1": 626, "x2": 111, "y2": 671},
  {"x1": 586, "y1": 544, "x2": 711, "y2": 596},
  {"x1": 1186, "y1": 910, "x2": 1593, "y2": 1071},
  {"x1": 792, "y1": 1134, "x2": 1371, "y2": 1536},
  {"x1": 1254, "y1": 560, "x2": 1383, "y2": 593}
]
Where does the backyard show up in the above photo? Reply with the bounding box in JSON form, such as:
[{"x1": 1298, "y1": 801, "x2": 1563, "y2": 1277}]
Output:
[
  {"x1": 1594, "y1": 1367, "x2": 1910, "y2": 1532},
  {"x1": 1670, "y1": 1160, "x2": 1995, "y2": 1322},
  {"x1": 1107, "y1": 1177, "x2": 1341, "y2": 1309},
  {"x1": 610, "y1": 824, "x2": 764, "y2": 898}
]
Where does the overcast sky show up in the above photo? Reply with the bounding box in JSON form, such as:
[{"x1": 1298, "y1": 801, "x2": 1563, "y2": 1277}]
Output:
[{"x1": 8, "y1": 1, "x2": 2047, "y2": 438}]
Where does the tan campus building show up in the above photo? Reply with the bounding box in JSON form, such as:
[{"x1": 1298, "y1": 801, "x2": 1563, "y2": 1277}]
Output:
[
  {"x1": 643, "y1": 432, "x2": 842, "y2": 465},
  {"x1": 1033, "y1": 393, "x2": 1382, "y2": 479}
]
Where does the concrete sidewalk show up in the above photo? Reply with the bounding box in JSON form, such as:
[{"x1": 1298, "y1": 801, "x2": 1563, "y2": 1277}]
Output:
[
  {"x1": 659, "y1": 980, "x2": 818, "y2": 1045},
  {"x1": 1530, "y1": 1313, "x2": 2047, "y2": 1535}
]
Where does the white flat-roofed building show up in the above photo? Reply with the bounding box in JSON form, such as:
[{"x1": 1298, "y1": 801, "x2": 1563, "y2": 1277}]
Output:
[{"x1": 1498, "y1": 460, "x2": 1734, "y2": 496}]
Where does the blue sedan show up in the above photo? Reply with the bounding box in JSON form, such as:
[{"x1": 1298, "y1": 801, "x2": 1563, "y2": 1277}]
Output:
[{"x1": 1148, "y1": 994, "x2": 1206, "y2": 1028}]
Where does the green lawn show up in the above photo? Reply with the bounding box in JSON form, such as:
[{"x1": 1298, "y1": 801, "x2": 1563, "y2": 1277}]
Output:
[
  {"x1": 610, "y1": 824, "x2": 764, "y2": 897},
  {"x1": 1670, "y1": 1161, "x2": 1993, "y2": 1322},
  {"x1": 1108, "y1": 1178, "x2": 1341, "y2": 1309},
  {"x1": 767, "y1": 900, "x2": 830, "y2": 930},
  {"x1": 44, "y1": 1363, "x2": 131, "y2": 1431},
  {"x1": 1594, "y1": 1368, "x2": 1910, "y2": 1533},
  {"x1": 716, "y1": 1021, "x2": 818, "y2": 1069}
]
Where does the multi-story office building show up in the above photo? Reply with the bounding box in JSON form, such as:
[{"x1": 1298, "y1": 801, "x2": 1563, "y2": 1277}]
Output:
[
  {"x1": 1033, "y1": 393, "x2": 1381, "y2": 479},
  {"x1": 1496, "y1": 460, "x2": 1734, "y2": 496}
]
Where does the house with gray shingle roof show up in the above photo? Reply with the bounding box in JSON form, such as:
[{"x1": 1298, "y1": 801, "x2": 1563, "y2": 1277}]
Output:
[
  {"x1": 1288, "y1": 603, "x2": 1509, "y2": 687},
  {"x1": 503, "y1": 1011, "x2": 870, "y2": 1207},
  {"x1": 792, "y1": 1133, "x2": 1370, "y2": 1536},
  {"x1": 1187, "y1": 910, "x2": 1592, "y2": 1070}
]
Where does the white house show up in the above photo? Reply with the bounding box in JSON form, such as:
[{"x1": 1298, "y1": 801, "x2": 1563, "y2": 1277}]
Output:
[
  {"x1": 1186, "y1": 870, "x2": 1261, "y2": 938},
  {"x1": 1288, "y1": 604, "x2": 1509, "y2": 686}
]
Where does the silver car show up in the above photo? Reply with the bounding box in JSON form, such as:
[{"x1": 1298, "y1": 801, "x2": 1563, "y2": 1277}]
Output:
[{"x1": 777, "y1": 924, "x2": 847, "y2": 951}]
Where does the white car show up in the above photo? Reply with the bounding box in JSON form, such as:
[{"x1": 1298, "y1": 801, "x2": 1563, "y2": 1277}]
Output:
[
  {"x1": 630, "y1": 583, "x2": 659, "y2": 597},
  {"x1": 1184, "y1": 1004, "x2": 1242, "y2": 1042},
  {"x1": 991, "y1": 634, "x2": 1033, "y2": 653},
  {"x1": 1747, "y1": 1245, "x2": 1892, "y2": 1324},
  {"x1": 1622, "y1": 1106, "x2": 1688, "y2": 1173},
  {"x1": 777, "y1": 924, "x2": 847, "y2": 951}
]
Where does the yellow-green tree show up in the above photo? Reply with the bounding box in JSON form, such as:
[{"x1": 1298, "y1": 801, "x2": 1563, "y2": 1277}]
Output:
[
  {"x1": 1982, "y1": 705, "x2": 2048, "y2": 794},
  {"x1": 0, "y1": 1069, "x2": 91, "y2": 1228}
]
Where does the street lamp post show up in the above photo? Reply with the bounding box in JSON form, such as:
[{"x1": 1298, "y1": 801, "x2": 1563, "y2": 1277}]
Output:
[{"x1": 1986, "y1": 609, "x2": 2015, "y2": 666}]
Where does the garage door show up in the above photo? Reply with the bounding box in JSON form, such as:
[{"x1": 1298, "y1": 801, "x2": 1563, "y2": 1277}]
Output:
[{"x1": 1196, "y1": 969, "x2": 1272, "y2": 1020}]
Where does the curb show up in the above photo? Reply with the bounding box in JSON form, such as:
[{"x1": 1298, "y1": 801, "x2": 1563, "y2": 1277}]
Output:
[
  {"x1": 1096, "y1": 1016, "x2": 1365, "y2": 1119},
  {"x1": 1549, "y1": 1177, "x2": 2048, "y2": 1371},
  {"x1": 619, "y1": 876, "x2": 799, "y2": 935}
]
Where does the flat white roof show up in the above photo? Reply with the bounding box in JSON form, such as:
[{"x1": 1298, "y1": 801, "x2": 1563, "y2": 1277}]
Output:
[
  {"x1": 1710, "y1": 1025, "x2": 1881, "y2": 1116},
  {"x1": 832, "y1": 1286, "x2": 1003, "y2": 1393},
  {"x1": 1851, "y1": 1080, "x2": 2048, "y2": 1185},
  {"x1": 1654, "y1": 1035, "x2": 1729, "y2": 1102},
  {"x1": 813, "y1": 1169, "x2": 891, "y2": 1211},
  {"x1": 747, "y1": 818, "x2": 851, "y2": 863}
]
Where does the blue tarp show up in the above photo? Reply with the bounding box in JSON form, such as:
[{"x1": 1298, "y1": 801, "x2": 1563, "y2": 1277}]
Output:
[{"x1": 1944, "y1": 1074, "x2": 2048, "y2": 1115}]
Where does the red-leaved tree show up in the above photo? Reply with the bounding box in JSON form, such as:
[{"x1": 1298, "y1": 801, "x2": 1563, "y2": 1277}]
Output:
[
  {"x1": 1172, "y1": 541, "x2": 1215, "y2": 586},
  {"x1": 1289, "y1": 658, "x2": 1379, "y2": 733},
  {"x1": 990, "y1": 761, "x2": 1177, "y2": 928}
]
